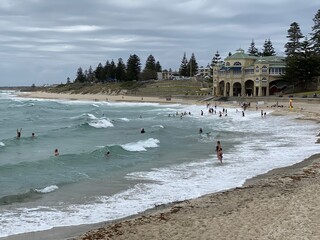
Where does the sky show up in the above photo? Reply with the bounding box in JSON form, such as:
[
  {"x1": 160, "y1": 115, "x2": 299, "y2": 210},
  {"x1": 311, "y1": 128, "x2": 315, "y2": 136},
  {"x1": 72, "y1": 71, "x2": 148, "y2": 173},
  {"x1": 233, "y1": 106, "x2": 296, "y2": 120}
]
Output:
[{"x1": 0, "y1": 0, "x2": 319, "y2": 86}]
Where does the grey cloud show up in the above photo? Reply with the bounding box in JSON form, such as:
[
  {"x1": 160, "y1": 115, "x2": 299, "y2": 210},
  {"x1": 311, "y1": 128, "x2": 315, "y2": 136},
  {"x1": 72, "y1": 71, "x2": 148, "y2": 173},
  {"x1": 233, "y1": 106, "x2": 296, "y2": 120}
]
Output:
[{"x1": 0, "y1": 0, "x2": 318, "y2": 86}]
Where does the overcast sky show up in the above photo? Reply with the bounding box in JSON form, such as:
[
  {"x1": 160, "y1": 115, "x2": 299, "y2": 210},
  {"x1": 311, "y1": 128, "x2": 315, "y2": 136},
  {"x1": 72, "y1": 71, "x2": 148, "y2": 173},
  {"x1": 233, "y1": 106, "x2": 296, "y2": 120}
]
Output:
[{"x1": 0, "y1": 0, "x2": 318, "y2": 86}]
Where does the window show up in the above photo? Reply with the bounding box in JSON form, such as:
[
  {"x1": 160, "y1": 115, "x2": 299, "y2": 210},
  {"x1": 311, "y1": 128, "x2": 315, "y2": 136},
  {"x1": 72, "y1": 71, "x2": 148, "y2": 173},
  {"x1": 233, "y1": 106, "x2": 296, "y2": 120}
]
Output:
[
  {"x1": 262, "y1": 66, "x2": 268, "y2": 73},
  {"x1": 255, "y1": 78, "x2": 259, "y2": 83},
  {"x1": 226, "y1": 62, "x2": 230, "y2": 66},
  {"x1": 262, "y1": 77, "x2": 267, "y2": 83},
  {"x1": 255, "y1": 66, "x2": 259, "y2": 72},
  {"x1": 234, "y1": 62, "x2": 242, "y2": 66}
]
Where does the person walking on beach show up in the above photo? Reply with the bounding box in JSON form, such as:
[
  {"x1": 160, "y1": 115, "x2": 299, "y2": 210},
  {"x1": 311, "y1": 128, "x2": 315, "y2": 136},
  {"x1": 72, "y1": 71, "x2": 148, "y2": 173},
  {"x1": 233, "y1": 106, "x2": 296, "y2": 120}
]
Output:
[
  {"x1": 16, "y1": 128, "x2": 22, "y2": 138},
  {"x1": 216, "y1": 141, "x2": 223, "y2": 163}
]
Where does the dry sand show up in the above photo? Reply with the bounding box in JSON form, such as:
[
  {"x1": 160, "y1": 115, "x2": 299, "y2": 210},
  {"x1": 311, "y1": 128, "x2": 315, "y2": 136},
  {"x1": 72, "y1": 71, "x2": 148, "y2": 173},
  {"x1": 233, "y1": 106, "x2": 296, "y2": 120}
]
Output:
[{"x1": 11, "y1": 91, "x2": 320, "y2": 240}]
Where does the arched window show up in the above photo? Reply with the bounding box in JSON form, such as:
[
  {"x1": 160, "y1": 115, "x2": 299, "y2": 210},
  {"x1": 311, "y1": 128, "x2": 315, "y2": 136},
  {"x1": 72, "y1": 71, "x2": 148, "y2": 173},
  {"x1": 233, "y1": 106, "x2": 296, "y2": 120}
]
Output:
[
  {"x1": 234, "y1": 62, "x2": 241, "y2": 66},
  {"x1": 255, "y1": 77, "x2": 260, "y2": 82},
  {"x1": 262, "y1": 66, "x2": 268, "y2": 73},
  {"x1": 262, "y1": 77, "x2": 267, "y2": 83},
  {"x1": 255, "y1": 66, "x2": 259, "y2": 72},
  {"x1": 226, "y1": 62, "x2": 230, "y2": 66}
]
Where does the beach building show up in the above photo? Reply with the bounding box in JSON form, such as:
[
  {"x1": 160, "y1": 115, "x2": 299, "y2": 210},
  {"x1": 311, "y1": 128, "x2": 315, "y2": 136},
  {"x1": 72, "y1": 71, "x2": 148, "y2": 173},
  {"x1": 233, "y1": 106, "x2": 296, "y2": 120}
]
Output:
[{"x1": 212, "y1": 48, "x2": 286, "y2": 97}]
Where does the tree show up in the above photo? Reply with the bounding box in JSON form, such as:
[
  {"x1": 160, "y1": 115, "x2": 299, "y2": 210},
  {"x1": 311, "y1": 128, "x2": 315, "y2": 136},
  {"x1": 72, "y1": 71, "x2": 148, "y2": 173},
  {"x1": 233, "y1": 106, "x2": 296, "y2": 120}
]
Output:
[
  {"x1": 87, "y1": 66, "x2": 95, "y2": 82},
  {"x1": 211, "y1": 51, "x2": 222, "y2": 66},
  {"x1": 284, "y1": 22, "x2": 304, "y2": 57},
  {"x1": 248, "y1": 39, "x2": 259, "y2": 56},
  {"x1": 75, "y1": 67, "x2": 86, "y2": 83},
  {"x1": 104, "y1": 61, "x2": 111, "y2": 80},
  {"x1": 179, "y1": 52, "x2": 188, "y2": 77},
  {"x1": 262, "y1": 39, "x2": 276, "y2": 56},
  {"x1": 283, "y1": 22, "x2": 315, "y2": 91},
  {"x1": 187, "y1": 53, "x2": 198, "y2": 77},
  {"x1": 109, "y1": 60, "x2": 116, "y2": 80},
  {"x1": 141, "y1": 54, "x2": 157, "y2": 80},
  {"x1": 115, "y1": 58, "x2": 126, "y2": 81},
  {"x1": 155, "y1": 61, "x2": 162, "y2": 72},
  {"x1": 126, "y1": 54, "x2": 141, "y2": 81},
  {"x1": 95, "y1": 63, "x2": 105, "y2": 82},
  {"x1": 310, "y1": 9, "x2": 320, "y2": 54}
]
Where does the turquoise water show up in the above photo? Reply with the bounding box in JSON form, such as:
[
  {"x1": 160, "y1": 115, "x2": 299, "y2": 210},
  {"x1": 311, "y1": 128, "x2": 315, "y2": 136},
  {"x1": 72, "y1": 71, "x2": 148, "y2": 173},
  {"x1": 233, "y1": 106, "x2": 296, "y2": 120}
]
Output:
[{"x1": 0, "y1": 91, "x2": 319, "y2": 237}]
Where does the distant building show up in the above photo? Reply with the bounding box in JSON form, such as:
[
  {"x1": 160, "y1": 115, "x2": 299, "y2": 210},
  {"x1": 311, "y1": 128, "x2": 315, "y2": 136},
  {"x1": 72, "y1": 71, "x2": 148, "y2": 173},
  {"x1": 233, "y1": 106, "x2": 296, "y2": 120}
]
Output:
[
  {"x1": 212, "y1": 48, "x2": 286, "y2": 97},
  {"x1": 196, "y1": 64, "x2": 212, "y2": 78},
  {"x1": 157, "y1": 70, "x2": 181, "y2": 80}
]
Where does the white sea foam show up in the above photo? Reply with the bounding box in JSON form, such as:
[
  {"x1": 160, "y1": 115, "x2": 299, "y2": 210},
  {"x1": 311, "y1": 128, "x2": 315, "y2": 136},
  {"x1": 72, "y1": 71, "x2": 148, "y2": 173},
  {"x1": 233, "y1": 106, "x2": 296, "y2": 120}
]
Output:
[
  {"x1": 0, "y1": 142, "x2": 5, "y2": 147},
  {"x1": 152, "y1": 125, "x2": 164, "y2": 128},
  {"x1": 121, "y1": 138, "x2": 160, "y2": 152},
  {"x1": 119, "y1": 117, "x2": 130, "y2": 122},
  {"x1": 34, "y1": 185, "x2": 59, "y2": 194},
  {"x1": 87, "y1": 113, "x2": 97, "y2": 120},
  {"x1": 88, "y1": 118, "x2": 114, "y2": 128}
]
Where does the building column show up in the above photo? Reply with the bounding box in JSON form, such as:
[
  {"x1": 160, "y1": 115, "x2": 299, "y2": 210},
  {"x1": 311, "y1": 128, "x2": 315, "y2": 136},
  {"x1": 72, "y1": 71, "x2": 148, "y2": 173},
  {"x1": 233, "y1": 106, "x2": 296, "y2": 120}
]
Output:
[
  {"x1": 258, "y1": 85, "x2": 262, "y2": 96},
  {"x1": 223, "y1": 83, "x2": 227, "y2": 96},
  {"x1": 229, "y1": 84, "x2": 233, "y2": 97},
  {"x1": 266, "y1": 84, "x2": 270, "y2": 96},
  {"x1": 241, "y1": 84, "x2": 246, "y2": 97}
]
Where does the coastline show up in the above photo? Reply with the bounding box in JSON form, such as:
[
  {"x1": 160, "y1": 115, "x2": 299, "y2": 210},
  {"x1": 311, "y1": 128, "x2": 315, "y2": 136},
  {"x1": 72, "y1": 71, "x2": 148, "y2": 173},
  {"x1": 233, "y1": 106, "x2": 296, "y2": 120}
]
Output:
[{"x1": 6, "y1": 91, "x2": 320, "y2": 240}]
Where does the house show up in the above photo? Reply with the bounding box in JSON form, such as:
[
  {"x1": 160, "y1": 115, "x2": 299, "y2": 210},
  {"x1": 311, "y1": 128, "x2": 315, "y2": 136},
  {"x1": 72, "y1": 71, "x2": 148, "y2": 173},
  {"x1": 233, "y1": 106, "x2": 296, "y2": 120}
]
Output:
[{"x1": 212, "y1": 48, "x2": 286, "y2": 97}]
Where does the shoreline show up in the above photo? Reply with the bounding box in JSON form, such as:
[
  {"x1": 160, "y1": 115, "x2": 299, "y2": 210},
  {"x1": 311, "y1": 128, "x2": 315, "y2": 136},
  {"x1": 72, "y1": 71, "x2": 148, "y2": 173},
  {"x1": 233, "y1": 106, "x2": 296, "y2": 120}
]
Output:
[{"x1": 4, "y1": 91, "x2": 320, "y2": 240}]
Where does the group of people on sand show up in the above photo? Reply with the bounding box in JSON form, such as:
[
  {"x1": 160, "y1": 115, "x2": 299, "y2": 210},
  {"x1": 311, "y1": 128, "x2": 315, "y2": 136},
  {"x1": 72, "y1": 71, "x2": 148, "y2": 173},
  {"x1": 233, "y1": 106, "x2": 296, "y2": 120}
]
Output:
[{"x1": 16, "y1": 128, "x2": 59, "y2": 157}]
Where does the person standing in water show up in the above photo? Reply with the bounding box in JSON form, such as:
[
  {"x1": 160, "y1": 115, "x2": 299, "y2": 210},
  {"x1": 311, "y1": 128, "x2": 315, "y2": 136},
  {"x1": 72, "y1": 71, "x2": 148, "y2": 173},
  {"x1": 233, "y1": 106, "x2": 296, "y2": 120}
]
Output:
[
  {"x1": 54, "y1": 149, "x2": 59, "y2": 156},
  {"x1": 16, "y1": 128, "x2": 22, "y2": 138},
  {"x1": 216, "y1": 141, "x2": 223, "y2": 163}
]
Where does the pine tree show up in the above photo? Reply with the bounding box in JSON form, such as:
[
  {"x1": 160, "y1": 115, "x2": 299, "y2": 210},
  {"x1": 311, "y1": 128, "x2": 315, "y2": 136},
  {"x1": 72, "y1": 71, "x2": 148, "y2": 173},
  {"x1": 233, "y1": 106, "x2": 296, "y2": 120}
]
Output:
[
  {"x1": 179, "y1": 52, "x2": 188, "y2": 77},
  {"x1": 115, "y1": 58, "x2": 126, "y2": 81},
  {"x1": 109, "y1": 60, "x2": 116, "y2": 80},
  {"x1": 141, "y1": 54, "x2": 157, "y2": 80},
  {"x1": 75, "y1": 67, "x2": 86, "y2": 83},
  {"x1": 284, "y1": 22, "x2": 304, "y2": 57},
  {"x1": 126, "y1": 54, "x2": 141, "y2": 81},
  {"x1": 310, "y1": 9, "x2": 320, "y2": 54},
  {"x1": 155, "y1": 61, "x2": 162, "y2": 72},
  {"x1": 87, "y1": 66, "x2": 95, "y2": 82},
  {"x1": 187, "y1": 53, "x2": 198, "y2": 77},
  {"x1": 248, "y1": 39, "x2": 259, "y2": 56},
  {"x1": 211, "y1": 51, "x2": 221, "y2": 66},
  {"x1": 262, "y1": 39, "x2": 276, "y2": 56},
  {"x1": 95, "y1": 63, "x2": 105, "y2": 82},
  {"x1": 283, "y1": 22, "x2": 307, "y2": 90},
  {"x1": 104, "y1": 61, "x2": 111, "y2": 80}
]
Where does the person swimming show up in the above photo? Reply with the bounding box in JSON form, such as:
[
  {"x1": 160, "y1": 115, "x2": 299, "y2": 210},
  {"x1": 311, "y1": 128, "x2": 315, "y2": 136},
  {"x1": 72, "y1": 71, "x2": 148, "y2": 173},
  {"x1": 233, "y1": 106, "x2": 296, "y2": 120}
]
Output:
[
  {"x1": 140, "y1": 128, "x2": 145, "y2": 133},
  {"x1": 105, "y1": 151, "x2": 111, "y2": 157}
]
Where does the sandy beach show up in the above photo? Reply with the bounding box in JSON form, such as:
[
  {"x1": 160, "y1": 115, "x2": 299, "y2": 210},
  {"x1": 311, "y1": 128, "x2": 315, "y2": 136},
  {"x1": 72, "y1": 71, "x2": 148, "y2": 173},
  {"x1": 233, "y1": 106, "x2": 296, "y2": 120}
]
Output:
[{"x1": 10, "y1": 91, "x2": 320, "y2": 240}]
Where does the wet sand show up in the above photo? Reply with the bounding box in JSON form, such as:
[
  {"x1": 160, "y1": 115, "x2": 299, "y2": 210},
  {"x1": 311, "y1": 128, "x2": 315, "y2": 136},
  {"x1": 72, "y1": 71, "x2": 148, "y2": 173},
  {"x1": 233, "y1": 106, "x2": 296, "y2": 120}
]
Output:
[{"x1": 6, "y1": 92, "x2": 320, "y2": 240}]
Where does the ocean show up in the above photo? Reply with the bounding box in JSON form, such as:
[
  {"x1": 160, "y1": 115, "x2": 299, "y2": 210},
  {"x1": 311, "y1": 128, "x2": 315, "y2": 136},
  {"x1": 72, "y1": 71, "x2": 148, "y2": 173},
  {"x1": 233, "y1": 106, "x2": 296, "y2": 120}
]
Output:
[{"x1": 0, "y1": 90, "x2": 319, "y2": 238}]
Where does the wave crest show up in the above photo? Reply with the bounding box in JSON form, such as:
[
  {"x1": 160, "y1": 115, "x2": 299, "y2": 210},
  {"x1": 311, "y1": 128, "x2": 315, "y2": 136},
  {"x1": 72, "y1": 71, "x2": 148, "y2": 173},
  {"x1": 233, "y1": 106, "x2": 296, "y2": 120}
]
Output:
[
  {"x1": 34, "y1": 185, "x2": 59, "y2": 194},
  {"x1": 121, "y1": 138, "x2": 160, "y2": 152}
]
